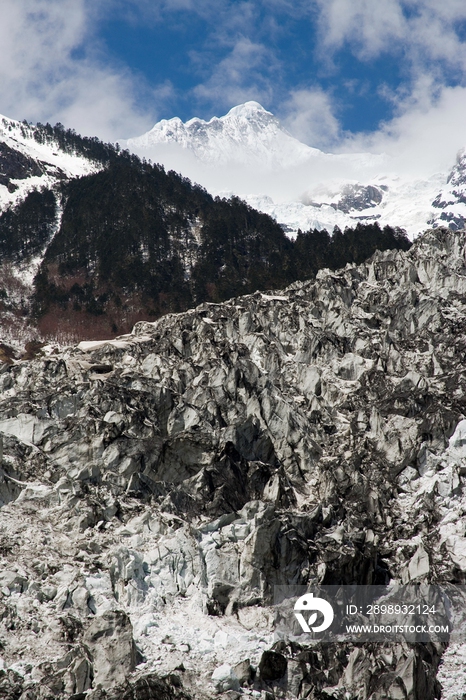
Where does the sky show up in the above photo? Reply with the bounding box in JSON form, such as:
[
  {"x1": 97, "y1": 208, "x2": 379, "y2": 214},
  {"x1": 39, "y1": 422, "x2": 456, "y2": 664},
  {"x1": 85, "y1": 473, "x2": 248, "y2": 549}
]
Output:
[{"x1": 3, "y1": 0, "x2": 466, "y2": 171}]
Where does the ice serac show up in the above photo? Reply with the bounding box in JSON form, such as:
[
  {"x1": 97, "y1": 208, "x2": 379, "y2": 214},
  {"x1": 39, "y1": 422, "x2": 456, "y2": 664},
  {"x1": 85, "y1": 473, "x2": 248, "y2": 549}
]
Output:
[{"x1": 2, "y1": 228, "x2": 466, "y2": 697}]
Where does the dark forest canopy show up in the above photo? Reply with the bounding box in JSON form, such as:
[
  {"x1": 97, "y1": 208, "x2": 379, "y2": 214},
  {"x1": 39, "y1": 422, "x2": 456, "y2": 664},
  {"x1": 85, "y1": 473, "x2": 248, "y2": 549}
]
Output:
[{"x1": 0, "y1": 141, "x2": 411, "y2": 337}]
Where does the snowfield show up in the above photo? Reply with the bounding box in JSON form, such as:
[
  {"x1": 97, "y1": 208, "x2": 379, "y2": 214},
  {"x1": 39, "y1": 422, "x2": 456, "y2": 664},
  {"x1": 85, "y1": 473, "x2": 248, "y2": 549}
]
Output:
[{"x1": 123, "y1": 102, "x2": 462, "y2": 239}]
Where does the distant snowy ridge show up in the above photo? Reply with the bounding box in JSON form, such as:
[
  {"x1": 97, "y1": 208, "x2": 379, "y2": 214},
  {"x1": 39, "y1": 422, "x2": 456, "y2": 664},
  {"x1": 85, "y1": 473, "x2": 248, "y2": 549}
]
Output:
[
  {"x1": 0, "y1": 104, "x2": 464, "y2": 242},
  {"x1": 430, "y1": 147, "x2": 466, "y2": 230},
  {"x1": 124, "y1": 101, "x2": 383, "y2": 175},
  {"x1": 124, "y1": 102, "x2": 459, "y2": 239}
]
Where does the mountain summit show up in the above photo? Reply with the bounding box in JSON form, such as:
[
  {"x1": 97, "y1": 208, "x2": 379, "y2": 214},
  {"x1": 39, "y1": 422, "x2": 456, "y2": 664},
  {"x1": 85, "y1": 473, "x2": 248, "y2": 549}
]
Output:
[
  {"x1": 124, "y1": 102, "x2": 462, "y2": 238},
  {"x1": 126, "y1": 101, "x2": 320, "y2": 169}
]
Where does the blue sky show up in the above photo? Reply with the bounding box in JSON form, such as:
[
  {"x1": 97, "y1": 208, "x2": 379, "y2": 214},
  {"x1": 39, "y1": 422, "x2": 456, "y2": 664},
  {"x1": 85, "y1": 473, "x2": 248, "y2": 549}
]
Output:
[
  {"x1": 3, "y1": 0, "x2": 466, "y2": 167},
  {"x1": 100, "y1": 3, "x2": 404, "y2": 134}
]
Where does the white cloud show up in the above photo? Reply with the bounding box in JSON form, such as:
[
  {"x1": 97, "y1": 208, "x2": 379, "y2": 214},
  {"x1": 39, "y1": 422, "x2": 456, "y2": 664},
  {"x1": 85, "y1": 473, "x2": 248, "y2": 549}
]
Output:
[
  {"x1": 314, "y1": 0, "x2": 466, "y2": 71},
  {"x1": 278, "y1": 74, "x2": 466, "y2": 178},
  {"x1": 0, "y1": 0, "x2": 156, "y2": 140},
  {"x1": 315, "y1": 0, "x2": 406, "y2": 58},
  {"x1": 340, "y1": 77, "x2": 466, "y2": 174},
  {"x1": 192, "y1": 38, "x2": 277, "y2": 109},
  {"x1": 277, "y1": 1, "x2": 466, "y2": 176},
  {"x1": 280, "y1": 88, "x2": 341, "y2": 150},
  {"x1": 3, "y1": 0, "x2": 466, "y2": 186}
]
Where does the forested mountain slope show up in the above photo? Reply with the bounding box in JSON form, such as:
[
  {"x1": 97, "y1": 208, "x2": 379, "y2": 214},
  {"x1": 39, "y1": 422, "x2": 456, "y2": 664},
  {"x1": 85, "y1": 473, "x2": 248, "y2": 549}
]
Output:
[
  {"x1": 0, "y1": 140, "x2": 410, "y2": 346},
  {"x1": 124, "y1": 101, "x2": 462, "y2": 238}
]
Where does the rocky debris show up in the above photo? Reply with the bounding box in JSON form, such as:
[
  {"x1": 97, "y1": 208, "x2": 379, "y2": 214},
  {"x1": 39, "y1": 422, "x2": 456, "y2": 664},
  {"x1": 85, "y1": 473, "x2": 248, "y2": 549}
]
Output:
[
  {"x1": 336, "y1": 642, "x2": 441, "y2": 700},
  {"x1": 212, "y1": 663, "x2": 241, "y2": 692},
  {"x1": 438, "y1": 643, "x2": 466, "y2": 700},
  {"x1": 0, "y1": 343, "x2": 15, "y2": 365},
  {"x1": 87, "y1": 672, "x2": 191, "y2": 700},
  {"x1": 258, "y1": 651, "x2": 287, "y2": 682},
  {"x1": 1, "y1": 228, "x2": 466, "y2": 697},
  {"x1": 253, "y1": 641, "x2": 442, "y2": 699}
]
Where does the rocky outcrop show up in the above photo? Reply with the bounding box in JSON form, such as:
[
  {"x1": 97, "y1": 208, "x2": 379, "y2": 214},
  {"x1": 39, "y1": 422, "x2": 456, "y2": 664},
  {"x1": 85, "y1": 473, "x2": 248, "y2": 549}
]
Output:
[
  {"x1": 431, "y1": 149, "x2": 466, "y2": 230},
  {"x1": 0, "y1": 141, "x2": 45, "y2": 190},
  {"x1": 1, "y1": 228, "x2": 466, "y2": 698},
  {"x1": 332, "y1": 183, "x2": 384, "y2": 214}
]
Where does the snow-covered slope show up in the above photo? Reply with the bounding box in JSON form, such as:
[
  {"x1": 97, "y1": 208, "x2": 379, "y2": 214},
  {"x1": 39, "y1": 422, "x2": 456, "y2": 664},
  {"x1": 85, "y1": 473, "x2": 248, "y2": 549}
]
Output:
[
  {"x1": 0, "y1": 115, "x2": 97, "y2": 212},
  {"x1": 0, "y1": 117, "x2": 107, "y2": 351},
  {"x1": 124, "y1": 102, "x2": 459, "y2": 239},
  {"x1": 246, "y1": 171, "x2": 448, "y2": 238}
]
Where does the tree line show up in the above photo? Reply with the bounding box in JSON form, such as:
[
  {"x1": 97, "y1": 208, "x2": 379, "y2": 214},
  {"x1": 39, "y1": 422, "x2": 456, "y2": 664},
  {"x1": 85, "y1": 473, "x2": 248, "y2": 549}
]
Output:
[{"x1": 0, "y1": 146, "x2": 411, "y2": 336}]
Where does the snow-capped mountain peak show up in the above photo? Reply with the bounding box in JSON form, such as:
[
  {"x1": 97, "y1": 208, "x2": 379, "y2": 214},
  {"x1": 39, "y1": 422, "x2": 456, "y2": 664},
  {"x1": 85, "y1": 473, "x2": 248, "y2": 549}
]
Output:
[
  {"x1": 187, "y1": 100, "x2": 273, "y2": 126},
  {"x1": 125, "y1": 101, "x2": 320, "y2": 169},
  {"x1": 222, "y1": 99, "x2": 267, "y2": 114},
  {"x1": 124, "y1": 102, "x2": 466, "y2": 239}
]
